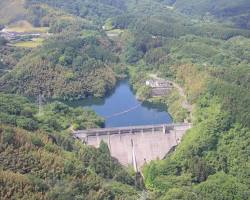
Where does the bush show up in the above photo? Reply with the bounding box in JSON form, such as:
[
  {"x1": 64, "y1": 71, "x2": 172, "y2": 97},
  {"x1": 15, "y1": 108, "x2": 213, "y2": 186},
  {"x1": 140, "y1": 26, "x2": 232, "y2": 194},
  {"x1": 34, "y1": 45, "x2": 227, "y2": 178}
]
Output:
[
  {"x1": 0, "y1": 36, "x2": 7, "y2": 46},
  {"x1": 31, "y1": 136, "x2": 44, "y2": 147},
  {"x1": 16, "y1": 117, "x2": 38, "y2": 131},
  {"x1": 2, "y1": 128, "x2": 15, "y2": 145}
]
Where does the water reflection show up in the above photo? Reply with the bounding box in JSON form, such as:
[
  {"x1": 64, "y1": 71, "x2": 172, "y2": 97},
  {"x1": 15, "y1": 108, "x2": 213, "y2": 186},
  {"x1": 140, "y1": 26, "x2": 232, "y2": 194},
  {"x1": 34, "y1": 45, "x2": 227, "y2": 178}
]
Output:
[{"x1": 67, "y1": 80, "x2": 172, "y2": 127}]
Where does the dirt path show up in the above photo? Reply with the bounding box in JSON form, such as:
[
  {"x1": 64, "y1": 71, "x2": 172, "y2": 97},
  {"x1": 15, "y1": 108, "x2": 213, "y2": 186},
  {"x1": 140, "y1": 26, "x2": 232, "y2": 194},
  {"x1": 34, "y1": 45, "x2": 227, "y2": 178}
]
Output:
[
  {"x1": 166, "y1": 80, "x2": 193, "y2": 113},
  {"x1": 149, "y1": 74, "x2": 193, "y2": 118}
]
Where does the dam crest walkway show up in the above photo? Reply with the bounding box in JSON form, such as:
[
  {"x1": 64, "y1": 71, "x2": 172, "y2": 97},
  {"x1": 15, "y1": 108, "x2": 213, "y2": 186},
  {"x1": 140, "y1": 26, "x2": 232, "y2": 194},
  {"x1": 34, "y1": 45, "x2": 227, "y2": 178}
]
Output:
[{"x1": 74, "y1": 123, "x2": 191, "y2": 169}]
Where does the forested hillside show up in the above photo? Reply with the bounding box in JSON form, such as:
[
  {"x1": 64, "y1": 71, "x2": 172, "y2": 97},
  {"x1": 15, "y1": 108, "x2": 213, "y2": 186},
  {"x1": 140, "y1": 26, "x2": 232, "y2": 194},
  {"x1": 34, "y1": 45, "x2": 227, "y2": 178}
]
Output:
[
  {"x1": 1, "y1": 33, "x2": 118, "y2": 99},
  {"x1": 26, "y1": 0, "x2": 126, "y2": 21},
  {"x1": 162, "y1": 0, "x2": 250, "y2": 29},
  {"x1": 122, "y1": 1, "x2": 250, "y2": 199},
  {"x1": 0, "y1": 0, "x2": 250, "y2": 199},
  {"x1": 0, "y1": 0, "x2": 122, "y2": 100},
  {"x1": 0, "y1": 93, "x2": 139, "y2": 199}
]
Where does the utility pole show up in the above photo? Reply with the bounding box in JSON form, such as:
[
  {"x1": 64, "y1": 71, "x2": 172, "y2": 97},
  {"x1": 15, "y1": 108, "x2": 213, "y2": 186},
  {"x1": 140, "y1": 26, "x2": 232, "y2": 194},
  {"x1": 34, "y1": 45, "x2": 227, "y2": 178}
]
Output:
[
  {"x1": 38, "y1": 93, "x2": 43, "y2": 115},
  {"x1": 38, "y1": 87, "x2": 45, "y2": 116}
]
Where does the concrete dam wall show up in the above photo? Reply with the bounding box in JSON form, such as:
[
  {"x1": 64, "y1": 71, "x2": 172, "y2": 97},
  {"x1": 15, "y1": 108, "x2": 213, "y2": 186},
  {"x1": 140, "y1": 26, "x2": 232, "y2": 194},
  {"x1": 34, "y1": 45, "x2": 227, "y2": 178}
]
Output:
[{"x1": 74, "y1": 123, "x2": 191, "y2": 168}]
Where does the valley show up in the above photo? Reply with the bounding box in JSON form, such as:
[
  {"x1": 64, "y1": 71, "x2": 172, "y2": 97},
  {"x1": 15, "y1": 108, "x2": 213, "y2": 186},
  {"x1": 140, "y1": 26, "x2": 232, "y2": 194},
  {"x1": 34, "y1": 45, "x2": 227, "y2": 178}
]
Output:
[{"x1": 0, "y1": 0, "x2": 250, "y2": 199}]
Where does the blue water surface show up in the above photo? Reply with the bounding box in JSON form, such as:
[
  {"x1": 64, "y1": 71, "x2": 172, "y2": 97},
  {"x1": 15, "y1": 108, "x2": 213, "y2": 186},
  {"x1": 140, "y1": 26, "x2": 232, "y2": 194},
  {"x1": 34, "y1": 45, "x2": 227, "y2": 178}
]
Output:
[{"x1": 70, "y1": 80, "x2": 172, "y2": 127}]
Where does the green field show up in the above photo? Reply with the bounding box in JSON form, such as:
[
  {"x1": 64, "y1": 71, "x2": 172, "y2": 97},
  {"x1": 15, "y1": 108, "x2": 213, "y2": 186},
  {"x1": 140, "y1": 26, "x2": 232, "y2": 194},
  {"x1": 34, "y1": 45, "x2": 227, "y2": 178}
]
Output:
[
  {"x1": 12, "y1": 38, "x2": 44, "y2": 48},
  {"x1": 0, "y1": 0, "x2": 27, "y2": 24},
  {"x1": 6, "y1": 26, "x2": 48, "y2": 33},
  {"x1": 81, "y1": 30, "x2": 99, "y2": 38},
  {"x1": 106, "y1": 29, "x2": 124, "y2": 37},
  {"x1": 6, "y1": 21, "x2": 49, "y2": 33}
]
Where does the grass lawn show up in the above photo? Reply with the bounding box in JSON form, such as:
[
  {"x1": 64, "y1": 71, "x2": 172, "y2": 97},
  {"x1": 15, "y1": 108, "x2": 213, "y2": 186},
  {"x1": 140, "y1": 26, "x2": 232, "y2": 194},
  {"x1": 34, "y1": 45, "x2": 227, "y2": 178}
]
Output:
[
  {"x1": 106, "y1": 29, "x2": 124, "y2": 37},
  {"x1": 5, "y1": 20, "x2": 49, "y2": 33},
  {"x1": 12, "y1": 38, "x2": 44, "y2": 48},
  {"x1": 81, "y1": 30, "x2": 99, "y2": 38},
  {"x1": 6, "y1": 26, "x2": 48, "y2": 33}
]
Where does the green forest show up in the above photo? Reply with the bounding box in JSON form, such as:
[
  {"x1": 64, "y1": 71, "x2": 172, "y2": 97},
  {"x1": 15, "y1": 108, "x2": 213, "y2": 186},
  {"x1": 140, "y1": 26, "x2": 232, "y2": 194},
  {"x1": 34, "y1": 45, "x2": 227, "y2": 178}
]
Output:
[{"x1": 0, "y1": 0, "x2": 250, "y2": 199}]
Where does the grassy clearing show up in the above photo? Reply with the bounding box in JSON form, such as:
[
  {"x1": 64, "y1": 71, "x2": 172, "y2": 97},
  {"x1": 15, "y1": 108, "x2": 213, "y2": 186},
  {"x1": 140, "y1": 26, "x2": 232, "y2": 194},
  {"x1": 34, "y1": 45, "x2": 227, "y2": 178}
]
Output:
[
  {"x1": 81, "y1": 30, "x2": 99, "y2": 38},
  {"x1": 106, "y1": 29, "x2": 124, "y2": 38},
  {"x1": 6, "y1": 26, "x2": 49, "y2": 33},
  {"x1": 6, "y1": 21, "x2": 49, "y2": 33},
  {"x1": 0, "y1": 0, "x2": 27, "y2": 24},
  {"x1": 12, "y1": 38, "x2": 44, "y2": 48},
  {"x1": 106, "y1": 29, "x2": 124, "y2": 34}
]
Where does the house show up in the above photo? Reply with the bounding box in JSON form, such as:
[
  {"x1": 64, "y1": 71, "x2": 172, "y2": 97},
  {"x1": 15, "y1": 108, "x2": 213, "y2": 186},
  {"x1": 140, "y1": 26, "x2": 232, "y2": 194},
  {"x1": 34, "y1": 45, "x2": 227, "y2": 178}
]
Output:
[
  {"x1": 146, "y1": 79, "x2": 173, "y2": 97},
  {"x1": 146, "y1": 79, "x2": 173, "y2": 88}
]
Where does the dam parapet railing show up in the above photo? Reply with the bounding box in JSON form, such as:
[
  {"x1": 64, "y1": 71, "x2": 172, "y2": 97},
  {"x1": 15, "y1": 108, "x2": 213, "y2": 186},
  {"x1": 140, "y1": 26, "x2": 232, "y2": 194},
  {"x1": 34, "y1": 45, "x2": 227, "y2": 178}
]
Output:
[
  {"x1": 73, "y1": 123, "x2": 192, "y2": 167},
  {"x1": 73, "y1": 123, "x2": 192, "y2": 141}
]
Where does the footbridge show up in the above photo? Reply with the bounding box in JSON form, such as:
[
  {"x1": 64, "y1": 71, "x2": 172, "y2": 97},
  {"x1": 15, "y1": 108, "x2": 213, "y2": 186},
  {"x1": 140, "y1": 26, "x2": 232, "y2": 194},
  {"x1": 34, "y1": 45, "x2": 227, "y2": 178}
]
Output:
[{"x1": 74, "y1": 123, "x2": 191, "y2": 169}]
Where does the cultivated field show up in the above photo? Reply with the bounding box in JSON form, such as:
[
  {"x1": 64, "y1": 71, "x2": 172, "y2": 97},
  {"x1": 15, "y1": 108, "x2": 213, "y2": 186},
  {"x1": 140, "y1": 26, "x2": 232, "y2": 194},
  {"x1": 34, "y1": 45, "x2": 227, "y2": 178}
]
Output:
[{"x1": 12, "y1": 38, "x2": 44, "y2": 48}]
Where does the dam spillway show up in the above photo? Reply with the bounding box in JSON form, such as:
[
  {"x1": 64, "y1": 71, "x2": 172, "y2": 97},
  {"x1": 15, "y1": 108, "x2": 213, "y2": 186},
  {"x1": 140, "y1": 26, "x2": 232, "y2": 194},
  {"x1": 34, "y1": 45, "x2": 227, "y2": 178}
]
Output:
[{"x1": 74, "y1": 123, "x2": 191, "y2": 168}]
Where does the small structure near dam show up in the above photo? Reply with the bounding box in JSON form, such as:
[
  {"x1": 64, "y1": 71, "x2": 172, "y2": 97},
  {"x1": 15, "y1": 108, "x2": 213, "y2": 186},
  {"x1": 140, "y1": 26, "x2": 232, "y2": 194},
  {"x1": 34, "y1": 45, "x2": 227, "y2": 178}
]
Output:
[
  {"x1": 146, "y1": 78, "x2": 173, "y2": 97},
  {"x1": 74, "y1": 123, "x2": 191, "y2": 169}
]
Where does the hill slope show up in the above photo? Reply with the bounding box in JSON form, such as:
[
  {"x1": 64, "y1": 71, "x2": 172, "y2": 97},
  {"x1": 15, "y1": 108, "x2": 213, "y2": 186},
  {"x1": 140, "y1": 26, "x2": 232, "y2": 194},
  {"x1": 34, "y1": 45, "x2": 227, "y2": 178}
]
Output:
[
  {"x1": 0, "y1": 0, "x2": 250, "y2": 199},
  {"x1": 0, "y1": 93, "x2": 139, "y2": 199},
  {"x1": 0, "y1": 0, "x2": 28, "y2": 25},
  {"x1": 162, "y1": 0, "x2": 250, "y2": 28}
]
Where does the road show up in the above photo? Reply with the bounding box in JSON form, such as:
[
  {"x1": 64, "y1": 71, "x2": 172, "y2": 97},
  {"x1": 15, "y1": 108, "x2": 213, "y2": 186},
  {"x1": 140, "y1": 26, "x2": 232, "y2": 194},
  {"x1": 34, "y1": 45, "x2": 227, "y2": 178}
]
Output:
[{"x1": 149, "y1": 74, "x2": 193, "y2": 119}]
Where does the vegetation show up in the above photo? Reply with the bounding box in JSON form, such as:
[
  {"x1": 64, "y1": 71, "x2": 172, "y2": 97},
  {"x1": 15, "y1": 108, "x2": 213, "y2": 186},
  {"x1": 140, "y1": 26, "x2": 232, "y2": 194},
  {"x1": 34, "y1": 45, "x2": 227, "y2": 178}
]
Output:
[
  {"x1": 0, "y1": 92, "x2": 105, "y2": 132},
  {"x1": 4, "y1": 20, "x2": 48, "y2": 33},
  {"x1": 0, "y1": 93, "x2": 139, "y2": 199},
  {"x1": 136, "y1": 16, "x2": 250, "y2": 200},
  {"x1": 0, "y1": 0, "x2": 28, "y2": 25},
  {"x1": 162, "y1": 0, "x2": 250, "y2": 29},
  {"x1": 0, "y1": 32, "x2": 118, "y2": 100},
  {"x1": 26, "y1": 0, "x2": 126, "y2": 22},
  {"x1": 0, "y1": 124, "x2": 139, "y2": 199},
  {"x1": 0, "y1": 0, "x2": 250, "y2": 199},
  {"x1": 12, "y1": 38, "x2": 44, "y2": 48},
  {"x1": 0, "y1": 0, "x2": 122, "y2": 100},
  {"x1": 0, "y1": 45, "x2": 30, "y2": 77},
  {"x1": 114, "y1": 1, "x2": 249, "y2": 199}
]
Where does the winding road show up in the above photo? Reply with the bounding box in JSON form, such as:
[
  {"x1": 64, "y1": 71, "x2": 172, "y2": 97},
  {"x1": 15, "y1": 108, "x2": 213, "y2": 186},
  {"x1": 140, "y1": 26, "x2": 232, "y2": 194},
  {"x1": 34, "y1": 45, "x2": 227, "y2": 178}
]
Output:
[{"x1": 149, "y1": 74, "x2": 193, "y2": 119}]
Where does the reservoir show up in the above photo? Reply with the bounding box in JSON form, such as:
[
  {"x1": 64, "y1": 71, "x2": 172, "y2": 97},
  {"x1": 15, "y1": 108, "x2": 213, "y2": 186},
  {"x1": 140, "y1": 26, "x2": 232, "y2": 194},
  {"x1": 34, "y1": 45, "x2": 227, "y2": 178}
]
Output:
[{"x1": 71, "y1": 80, "x2": 172, "y2": 127}]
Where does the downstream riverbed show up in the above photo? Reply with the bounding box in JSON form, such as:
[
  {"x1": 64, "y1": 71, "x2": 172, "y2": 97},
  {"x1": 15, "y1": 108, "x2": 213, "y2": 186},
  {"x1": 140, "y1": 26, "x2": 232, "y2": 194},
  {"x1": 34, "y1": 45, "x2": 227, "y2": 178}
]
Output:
[{"x1": 68, "y1": 80, "x2": 172, "y2": 127}]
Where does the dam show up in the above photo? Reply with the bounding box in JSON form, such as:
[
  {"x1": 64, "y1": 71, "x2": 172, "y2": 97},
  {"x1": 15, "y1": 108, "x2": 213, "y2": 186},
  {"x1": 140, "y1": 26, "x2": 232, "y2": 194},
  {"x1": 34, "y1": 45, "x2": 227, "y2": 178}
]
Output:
[
  {"x1": 74, "y1": 123, "x2": 191, "y2": 169},
  {"x1": 71, "y1": 80, "x2": 191, "y2": 169}
]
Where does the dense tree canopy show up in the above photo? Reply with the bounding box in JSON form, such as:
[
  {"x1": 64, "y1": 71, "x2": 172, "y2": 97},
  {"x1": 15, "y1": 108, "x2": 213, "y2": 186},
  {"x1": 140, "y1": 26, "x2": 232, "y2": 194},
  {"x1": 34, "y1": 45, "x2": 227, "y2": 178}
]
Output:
[
  {"x1": 0, "y1": 93, "x2": 139, "y2": 199},
  {"x1": 0, "y1": 0, "x2": 249, "y2": 199}
]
